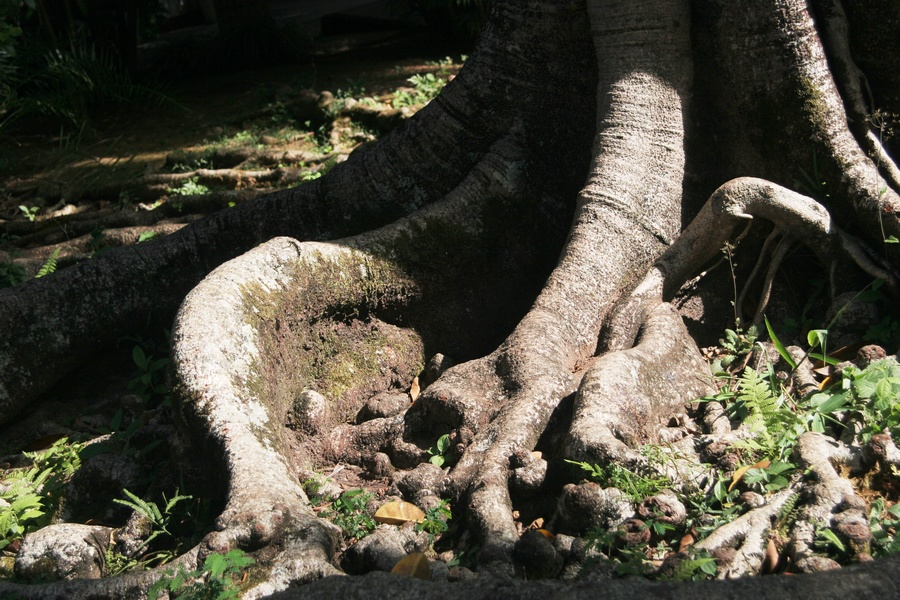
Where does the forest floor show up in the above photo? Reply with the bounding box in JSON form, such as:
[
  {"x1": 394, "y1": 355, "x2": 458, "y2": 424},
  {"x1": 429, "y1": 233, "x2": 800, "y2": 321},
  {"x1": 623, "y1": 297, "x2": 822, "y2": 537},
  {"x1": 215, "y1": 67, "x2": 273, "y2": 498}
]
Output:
[{"x1": 0, "y1": 34, "x2": 463, "y2": 282}]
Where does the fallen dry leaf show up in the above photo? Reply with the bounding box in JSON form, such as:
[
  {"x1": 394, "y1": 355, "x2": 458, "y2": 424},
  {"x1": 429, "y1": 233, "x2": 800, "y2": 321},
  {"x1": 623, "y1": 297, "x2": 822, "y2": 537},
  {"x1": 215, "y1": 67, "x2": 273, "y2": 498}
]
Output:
[
  {"x1": 762, "y1": 538, "x2": 780, "y2": 573},
  {"x1": 374, "y1": 500, "x2": 426, "y2": 525},
  {"x1": 728, "y1": 459, "x2": 771, "y2": 492},
  {"x1": 409, "y1": 376, "x2": 420, "y2": 401},
  {"x1": 391, "y1": 552, "x2": 430, "y2": 579}
]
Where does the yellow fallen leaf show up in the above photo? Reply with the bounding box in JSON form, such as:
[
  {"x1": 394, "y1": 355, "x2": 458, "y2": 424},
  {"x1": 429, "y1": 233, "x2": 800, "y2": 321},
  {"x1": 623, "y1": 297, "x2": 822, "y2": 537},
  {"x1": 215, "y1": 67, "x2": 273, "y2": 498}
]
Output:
[
  {"x1": 391, "y1": 552, "x2": 430, "y2": 579},
  {"x1": 374, "y1": 500, "x2": 426, "y2": 525},
  {"x1": 536, "y1": 528, "x2": 555, "y2": 540},
  {"x1": 409, "y1": 377, "x2": 420, "y2": 402},
  {"x1": 728, "y1": 459, "x2": 771, "y2": 492}
]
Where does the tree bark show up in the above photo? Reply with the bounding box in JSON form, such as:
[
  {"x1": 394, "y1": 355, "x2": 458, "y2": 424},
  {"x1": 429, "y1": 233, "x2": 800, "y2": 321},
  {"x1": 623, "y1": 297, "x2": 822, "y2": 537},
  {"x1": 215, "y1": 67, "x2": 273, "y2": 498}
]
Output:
[{"x1": 2, "y1": 0, "x2": 900, "y2": 597}]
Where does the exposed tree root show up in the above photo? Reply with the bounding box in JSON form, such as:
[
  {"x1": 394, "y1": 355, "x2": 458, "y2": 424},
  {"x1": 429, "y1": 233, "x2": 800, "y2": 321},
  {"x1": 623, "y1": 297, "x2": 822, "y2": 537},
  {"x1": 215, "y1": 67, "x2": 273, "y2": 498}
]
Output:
[{"x1": 4, "y1": 0, "x2": 900, "y2": 597}]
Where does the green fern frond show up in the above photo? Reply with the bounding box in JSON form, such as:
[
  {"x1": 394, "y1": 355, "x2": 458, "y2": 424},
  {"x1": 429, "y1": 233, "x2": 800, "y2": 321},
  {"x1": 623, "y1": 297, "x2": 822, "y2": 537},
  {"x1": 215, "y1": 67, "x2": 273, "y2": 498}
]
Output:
[
  {"x1": 736, "y1": 367, "x2": 782, "y2": 432},
  {"x1": 34, "y1": 248, "x2": 60, "y2": 278}
]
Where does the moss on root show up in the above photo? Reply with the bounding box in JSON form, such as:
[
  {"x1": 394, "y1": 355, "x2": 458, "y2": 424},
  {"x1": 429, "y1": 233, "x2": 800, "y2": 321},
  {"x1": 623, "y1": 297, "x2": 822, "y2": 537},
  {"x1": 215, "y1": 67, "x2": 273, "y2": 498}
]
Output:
[{"x1": 241, "y1": 249, "x2": 424, "y2": 435}]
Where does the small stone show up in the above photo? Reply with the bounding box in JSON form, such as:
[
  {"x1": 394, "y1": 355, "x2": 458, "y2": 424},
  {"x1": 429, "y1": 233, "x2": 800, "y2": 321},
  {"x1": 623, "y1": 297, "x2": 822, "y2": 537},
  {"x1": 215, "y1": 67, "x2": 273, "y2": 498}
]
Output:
[
  {"x1": 739, "y1": 491, "x2": 766, "y2": 509},
  {"x1": 368, "y1": 452, "x2": 394, "y2": 478},
  {"x1": 447, "y1": 566, "x2": 477, "y2": 581},
  {"x1": 857, "y1": 345, "x2": 886, "y2": 367},
  {"x1": 15, "y1": 524, "x2": 112, "y2": 581},
  {"x1": 710, "y1": 546, "x2": 736, "y2": 568},
  {"x1": 513, "y1": 529, "x2": 564, "y2": 579},
  {"x1": 510, "y1": 457, "x2": 548, "y2": 492},
  {"x1": 552, "y1": 483, "x2": 633, "y2": 535},
  {"x1": 834, "y1": 519, "x2": 872, "y2": 552},
  {"x1": 340, "y1": 527, "x2": 430, "y2": 574},
  {"x1": 620, "y1": 518, "x2": 651, "y2": 546},
  {"x1": 63, "y1": 453, "x2": 143, "y2": 524},
  {"x1": 795, "y1": 555, "x2": 841, "y2": 573},
  {"x1": 112, "y1": 510, "x2": 153, "y2": 558},
  {"x1": 259, "y1": 135, "x2": 281, "y2": 146},
  {"x1": 291, "y1": 390, "x2": 331, "y2": 434},
  {"x1": 317, "y1": 91, "x2": 334, "y2": 108},
  {"x1": 637, "y1": 490, "x2": 687, "y2": 526},
  {"x1": 356, "y1": 392, "x2": 410, "y2": 422},
  {"x1": 394, "y1": 463, "x2": 443, "y2": 503},
  {"x1": 422, "y1": 354, "x2": 455, "y2": 387},
  {"x1": 429, "y1": 559, "x2": 450, "y2": 581}
]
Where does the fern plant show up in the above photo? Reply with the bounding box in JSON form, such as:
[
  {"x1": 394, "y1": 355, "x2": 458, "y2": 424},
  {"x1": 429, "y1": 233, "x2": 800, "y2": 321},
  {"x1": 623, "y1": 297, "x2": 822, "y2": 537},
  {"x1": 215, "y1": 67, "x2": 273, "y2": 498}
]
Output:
[
  {"x1": 148, "y1": 548, "x2": 254, "y2": 600},
  {"x1": 727, "y1": 367, "x2": 802, "y2": 460},
  {"x1": 34, "y1": 248, "x2": 59, "y2": 278},
  {"x1": 112, "y1": 488, "x2": 193, "y2": 563}
]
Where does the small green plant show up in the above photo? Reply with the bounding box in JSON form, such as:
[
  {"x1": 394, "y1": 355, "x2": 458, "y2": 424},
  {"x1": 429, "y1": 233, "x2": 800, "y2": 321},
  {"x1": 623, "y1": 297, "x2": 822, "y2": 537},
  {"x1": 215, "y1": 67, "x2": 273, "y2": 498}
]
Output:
[
  {"x1": 112, "y1": 488, "x2": 193, "y2": 564},
  {"x1": 168, "y1": 177, "x2": 210, "y2": 197},
  {"x1": 138, "y1": 231, "x2": 158, "y2": 243},
  {"x1": 427, "y1": 434, "x2": 453, "y2": 467},
  {"x1": 0, "y1": 437, "x2": 83, "y2": 550},
  {"x1": 392, "y1": 73, "x2": 447, "y2": 108},
  {"x1": 17, "y1": 205, "x2": 38, "y2": 222},
  {"x1": 88, "y1": 227, "x2": 112, "y2": 256},
  {"x1": 34, "y1": 248, "x2": 60, "y2": 278},
  {"x1": 581, "y1": 526, "x2": 653, "y2": 577},
  {"x1": 566, "y1": 460, "x2": 670, "y2": 503},
  {"x1": 836, "y1": 357, "x2": 900, "y2": 443},
  {"x1": 148, "y1": 548, "x2": 254, "y2": 600},
  {"x1": 416, "y1": 500, "x2": 452, "y2": 536},
  {"x1": 868, "y1": 497, "x2": 900, "y2": 557},
  {"x1": 126, "y1": 338, "x2": 171, "y2": 405},
  {"x1": 0, "y1": 254, "x2": 26, "y2": 288},
  {"x1": 742, "y1": 461, "x2": 795, "y2": 494},
  {"x1": 814, "y1": 524, "x2": 847, "y2": 555},
  {"x1": 666, "y1": 548, "x2": 718, "y2": 581},
  {"x1": 321, "y1": 489, "x2": 376, "y2": 540}
]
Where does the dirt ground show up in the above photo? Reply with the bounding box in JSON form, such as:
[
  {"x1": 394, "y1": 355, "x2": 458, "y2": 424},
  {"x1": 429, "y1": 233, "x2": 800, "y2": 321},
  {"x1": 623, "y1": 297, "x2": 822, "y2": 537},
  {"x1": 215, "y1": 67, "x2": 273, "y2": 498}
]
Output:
[{"x1": 0, "y1": 34, "x2": 464, "y2": 277}]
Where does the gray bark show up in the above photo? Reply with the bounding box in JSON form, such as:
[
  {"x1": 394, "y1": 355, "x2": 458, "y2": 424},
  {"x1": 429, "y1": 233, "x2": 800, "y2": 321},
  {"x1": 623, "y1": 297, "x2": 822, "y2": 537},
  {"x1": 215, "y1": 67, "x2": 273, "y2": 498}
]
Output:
[{"x1": 2, "y1": 0, "x2": 900, "y2": 597}]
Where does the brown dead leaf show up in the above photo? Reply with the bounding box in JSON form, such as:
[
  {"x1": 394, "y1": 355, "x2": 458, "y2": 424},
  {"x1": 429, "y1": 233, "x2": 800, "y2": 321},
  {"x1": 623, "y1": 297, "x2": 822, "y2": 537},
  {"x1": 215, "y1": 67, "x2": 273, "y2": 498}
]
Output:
[
  {"x1": 728, "y1": 459, "x2": 771, "y2": 492},
  {"x1": 762, "y1": 538, "x2": 780, "y2": 573},
  {"x1": 374, "y1": 500, "x2": 426, "y2": 525},
  {"x1": 391, "y1": 552, "x2": 430, "y2": 579},
  {"x1": 678, "y1": 530, "x2": 696, "y2": 552},
  {"x1": 409, "y1": 376, "x2": 420, "y2": 402}
]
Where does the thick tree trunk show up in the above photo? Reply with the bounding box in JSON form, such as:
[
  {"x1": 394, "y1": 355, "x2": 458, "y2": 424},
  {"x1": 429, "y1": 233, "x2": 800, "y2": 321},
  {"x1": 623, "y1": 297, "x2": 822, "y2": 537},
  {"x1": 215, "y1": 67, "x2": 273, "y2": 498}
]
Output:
[{"x1": 2, "y1": 0, "x2": 900, "y2": 597}]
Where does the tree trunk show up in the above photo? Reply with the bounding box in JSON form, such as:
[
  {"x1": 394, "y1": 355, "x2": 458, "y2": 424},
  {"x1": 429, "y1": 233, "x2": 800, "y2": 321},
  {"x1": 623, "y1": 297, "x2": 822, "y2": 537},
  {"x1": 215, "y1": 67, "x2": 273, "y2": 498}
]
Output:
[{"x1": 1, "y1": 0, "x2": 899, "y2": 597}]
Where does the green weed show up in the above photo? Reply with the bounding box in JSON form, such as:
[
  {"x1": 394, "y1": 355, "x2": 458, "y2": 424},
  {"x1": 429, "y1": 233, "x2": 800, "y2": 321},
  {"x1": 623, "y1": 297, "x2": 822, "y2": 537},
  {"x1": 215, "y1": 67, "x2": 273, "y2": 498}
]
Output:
[
  {"x1": 416, "y1": 500, "x2": 451, "y2": 536},
  {"x1": 168, "y1": 177, "x2": 210, "y2": 197},
  {"x1": 148, "y1": 548, "x2": 254, "y2": 600},
  {"x1": 427, "y1": 434, "x2": 453, "y2": 467},
  {"x1": 321, "y1": 489, "x2": 376, "y2": 540},
  {"x1": 392, "y1": 73, "x2": 446, "y2": 108},
  {"x1": 566, "y1": 460, "x2": 670, "y2": 503},
  {"x1": 0, "y1": 438, "x2": 83, "y2": 550}
]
